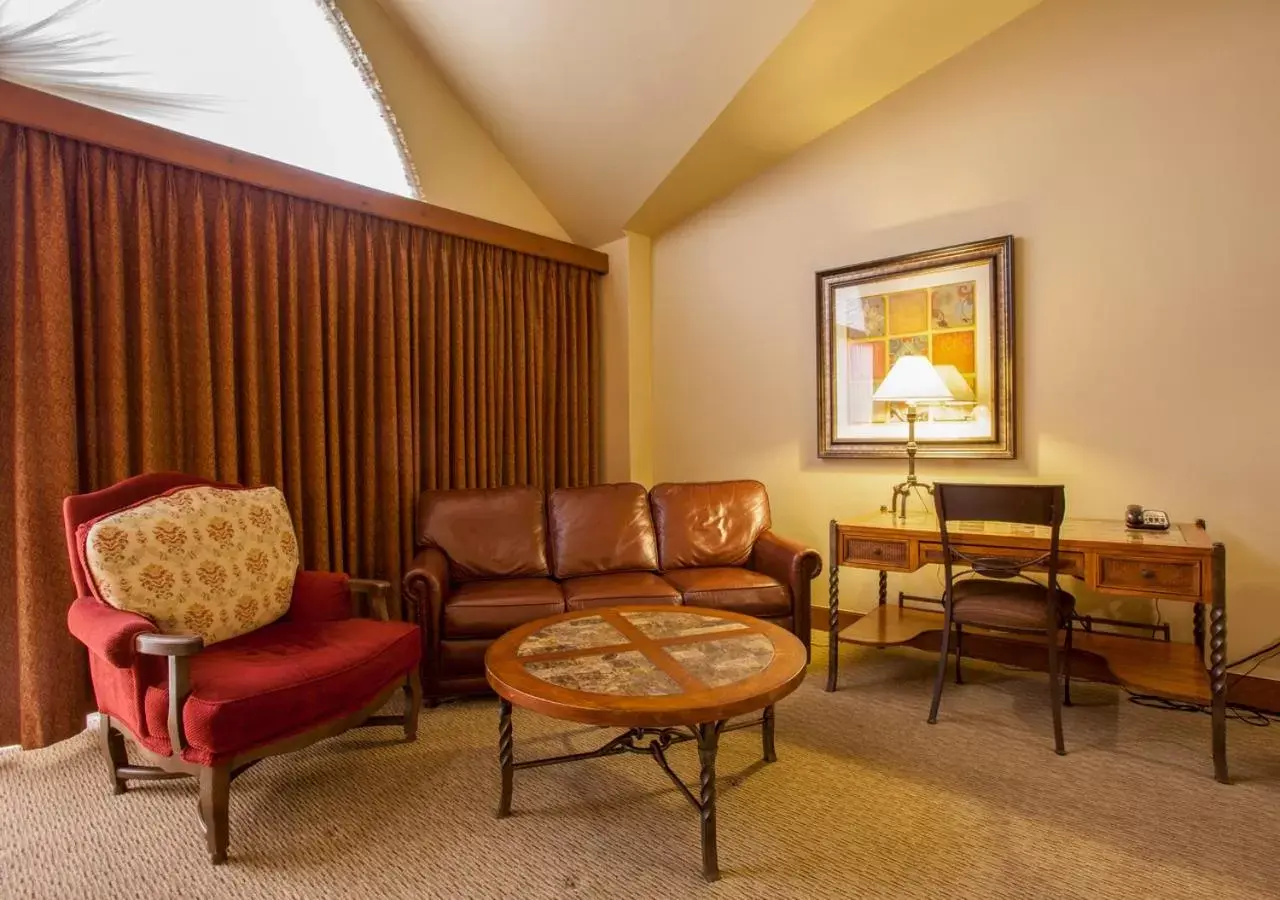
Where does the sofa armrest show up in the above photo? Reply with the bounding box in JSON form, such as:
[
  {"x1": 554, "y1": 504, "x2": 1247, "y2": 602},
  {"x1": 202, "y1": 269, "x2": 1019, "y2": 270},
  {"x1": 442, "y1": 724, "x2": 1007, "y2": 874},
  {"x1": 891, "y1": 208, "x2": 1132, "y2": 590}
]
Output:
[
  {"x1": 750, "y1": 531, "x2": 823, "y2": 655},
  {"x1": 402, "y1": 547, "x2": 450, "y2": 628},
  {"x1": 403, "y1": 548, "x2": 449, "y2": 692},
  {"x1": 67, "y1": 596, "x2": 157, "y2": 668}
]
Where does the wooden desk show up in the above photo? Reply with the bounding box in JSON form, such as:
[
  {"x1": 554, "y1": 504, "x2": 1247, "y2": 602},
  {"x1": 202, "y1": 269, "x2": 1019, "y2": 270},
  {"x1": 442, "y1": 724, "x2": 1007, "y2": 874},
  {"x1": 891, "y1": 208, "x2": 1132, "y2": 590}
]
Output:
[{"x1": 825, "y1": 512, "x2": 1228, "y2": 783}]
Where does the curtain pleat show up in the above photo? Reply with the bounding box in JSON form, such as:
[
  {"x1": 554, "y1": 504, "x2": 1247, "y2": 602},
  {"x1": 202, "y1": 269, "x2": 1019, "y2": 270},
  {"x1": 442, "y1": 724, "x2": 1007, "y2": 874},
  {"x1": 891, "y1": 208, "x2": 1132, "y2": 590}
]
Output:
[{"x1": 0, "y1": 122, "x2": 599, "y2": 749}]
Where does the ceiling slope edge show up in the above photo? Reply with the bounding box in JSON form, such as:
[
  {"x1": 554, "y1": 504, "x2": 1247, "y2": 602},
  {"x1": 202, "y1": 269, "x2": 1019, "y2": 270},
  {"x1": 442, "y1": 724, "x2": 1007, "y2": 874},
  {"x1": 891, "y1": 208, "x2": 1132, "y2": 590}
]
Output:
[
  {"x1": 625, "y1": 0, "x2": 1044, "y2": 239},
  {"x1": 347, "y1": 0, "x2": 572, "y2": 242}
]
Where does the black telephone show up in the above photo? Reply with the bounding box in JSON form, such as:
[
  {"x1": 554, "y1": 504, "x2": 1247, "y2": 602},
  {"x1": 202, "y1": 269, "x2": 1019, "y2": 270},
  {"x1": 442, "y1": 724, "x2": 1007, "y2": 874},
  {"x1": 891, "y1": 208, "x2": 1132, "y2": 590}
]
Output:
[{"x1": 1125, "y1": 504, "x2": 1170, "y2": 531}]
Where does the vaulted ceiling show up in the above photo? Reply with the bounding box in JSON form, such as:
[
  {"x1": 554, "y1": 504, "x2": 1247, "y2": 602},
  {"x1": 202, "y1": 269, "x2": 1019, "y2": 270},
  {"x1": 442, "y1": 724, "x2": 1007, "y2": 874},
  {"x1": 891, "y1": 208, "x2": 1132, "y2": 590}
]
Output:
[{"x1": 379, "y1": 0, "x2": 1043, "y2": 247}]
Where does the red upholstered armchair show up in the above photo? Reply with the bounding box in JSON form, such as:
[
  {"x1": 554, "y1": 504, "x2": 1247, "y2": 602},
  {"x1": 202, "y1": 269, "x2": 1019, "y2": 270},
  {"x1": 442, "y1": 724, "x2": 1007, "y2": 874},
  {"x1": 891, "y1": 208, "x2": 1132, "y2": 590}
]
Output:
[{"x1": 64, "y1": 473, "x2": 423, "y2": 864}]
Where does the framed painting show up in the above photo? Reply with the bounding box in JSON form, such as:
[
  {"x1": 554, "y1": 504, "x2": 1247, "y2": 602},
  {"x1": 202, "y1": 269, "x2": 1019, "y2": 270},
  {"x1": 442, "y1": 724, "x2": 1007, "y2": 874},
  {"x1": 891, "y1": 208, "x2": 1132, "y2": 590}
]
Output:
[{"x1": 816, "y1": 235, "x2": 1015, "y2": 459}]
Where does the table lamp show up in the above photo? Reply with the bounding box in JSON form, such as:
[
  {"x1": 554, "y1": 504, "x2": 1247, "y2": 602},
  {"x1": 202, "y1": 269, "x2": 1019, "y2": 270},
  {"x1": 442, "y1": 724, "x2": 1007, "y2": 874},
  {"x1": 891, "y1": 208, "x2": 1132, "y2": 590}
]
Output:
[{"x1": 872, "y1": 355, "x2": 954, "y2": 519}]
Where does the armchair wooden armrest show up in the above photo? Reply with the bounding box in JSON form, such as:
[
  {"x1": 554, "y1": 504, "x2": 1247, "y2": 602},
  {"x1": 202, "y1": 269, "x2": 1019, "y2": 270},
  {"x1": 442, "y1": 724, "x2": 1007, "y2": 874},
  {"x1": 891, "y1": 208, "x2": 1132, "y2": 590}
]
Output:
[
  {"x1": 135, "y1": 632, "x2": 205, "y2": 754},
  {"x1": 349, "y1": 578, "x2": 392, "y2": 621}
]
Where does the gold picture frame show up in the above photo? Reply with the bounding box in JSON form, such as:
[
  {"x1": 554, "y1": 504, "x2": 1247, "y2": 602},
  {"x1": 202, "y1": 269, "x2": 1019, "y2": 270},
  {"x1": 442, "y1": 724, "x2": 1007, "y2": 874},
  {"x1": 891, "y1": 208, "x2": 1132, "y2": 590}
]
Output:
[{"x1": 816, "y1": 235, "x2": 1015, "y2": 459}]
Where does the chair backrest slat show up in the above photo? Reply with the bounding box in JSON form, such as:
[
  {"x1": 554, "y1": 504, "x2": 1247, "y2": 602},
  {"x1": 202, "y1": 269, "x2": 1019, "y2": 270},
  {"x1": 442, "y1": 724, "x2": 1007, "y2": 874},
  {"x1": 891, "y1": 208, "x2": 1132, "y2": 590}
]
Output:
[
  {"x1": 934, "y1": 483, "x2": 1066, "y2": 586},
  {"x1": 934, "y1": 483, "x2": 1064, "y2": 528}
]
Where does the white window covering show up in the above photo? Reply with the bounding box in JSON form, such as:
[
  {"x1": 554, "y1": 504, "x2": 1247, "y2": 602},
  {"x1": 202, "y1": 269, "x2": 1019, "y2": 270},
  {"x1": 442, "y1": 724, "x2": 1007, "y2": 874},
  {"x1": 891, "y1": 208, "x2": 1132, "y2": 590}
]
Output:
[{"x1": 0, "y1": 0, "x2": 419, "y2": 198}]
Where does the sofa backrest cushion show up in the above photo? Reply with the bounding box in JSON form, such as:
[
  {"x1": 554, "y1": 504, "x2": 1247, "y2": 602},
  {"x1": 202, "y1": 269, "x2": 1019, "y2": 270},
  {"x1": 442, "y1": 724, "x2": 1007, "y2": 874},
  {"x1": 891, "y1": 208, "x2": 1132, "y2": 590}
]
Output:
[
  {"x1": 80, "y1": 484, "x2": 299, "y2": 646},
  {"x1": 416, "y1": 486, "x2": 549, "y2": 581},
  {"x1": 548, "y1": 483, "x2": 658, "y2": 578},
  {"x1": 650, "y1": 480, "x2": 772, "y2": 570}
]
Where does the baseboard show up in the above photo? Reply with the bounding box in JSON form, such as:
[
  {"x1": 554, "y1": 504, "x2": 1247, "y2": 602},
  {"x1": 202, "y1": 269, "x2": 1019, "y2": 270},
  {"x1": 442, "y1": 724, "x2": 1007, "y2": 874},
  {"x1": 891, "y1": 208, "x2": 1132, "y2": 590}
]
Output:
[{"x1": 813, "y1": 605, "x2": 1280, "y2": 715}]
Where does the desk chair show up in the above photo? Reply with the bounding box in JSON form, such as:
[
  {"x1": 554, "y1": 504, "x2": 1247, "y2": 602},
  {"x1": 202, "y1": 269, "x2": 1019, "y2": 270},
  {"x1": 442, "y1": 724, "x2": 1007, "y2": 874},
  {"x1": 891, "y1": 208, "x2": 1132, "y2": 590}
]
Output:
[{"x1": 928, "y1": 483, "x2": 1075, "y2": 755}]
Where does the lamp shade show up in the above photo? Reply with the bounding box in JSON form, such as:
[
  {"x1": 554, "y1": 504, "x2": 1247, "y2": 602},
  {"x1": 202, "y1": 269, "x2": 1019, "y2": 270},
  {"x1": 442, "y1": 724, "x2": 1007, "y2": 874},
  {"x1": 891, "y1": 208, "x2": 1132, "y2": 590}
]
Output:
[
  {"x1": 873, "y1": 355, "x2": 954, "y2": 403},
  {"x1": 933, "y1": 364, "x2": 975, "y2": 402}
]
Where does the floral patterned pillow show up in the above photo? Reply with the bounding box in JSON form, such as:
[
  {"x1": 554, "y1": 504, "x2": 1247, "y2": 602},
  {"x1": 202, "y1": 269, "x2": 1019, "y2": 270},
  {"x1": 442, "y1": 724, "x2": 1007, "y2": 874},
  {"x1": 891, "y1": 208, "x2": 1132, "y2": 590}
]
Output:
[{"x1": 81, "y1": 485, "x2": 300, "y2": 645}]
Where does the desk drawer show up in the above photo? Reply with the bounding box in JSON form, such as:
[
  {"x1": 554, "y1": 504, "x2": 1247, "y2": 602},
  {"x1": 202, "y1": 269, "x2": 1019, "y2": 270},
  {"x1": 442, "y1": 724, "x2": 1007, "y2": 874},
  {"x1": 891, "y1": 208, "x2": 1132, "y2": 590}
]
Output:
[
  {"x1": 919, "y1": 542, "x2": 1085, "y2": 579},
  {"x1": 841, "y1": 536, "x2": 911, "y2": 570},
  {"x1": 1098, "y1": 556, "x2": 1201, "y2": 598}
]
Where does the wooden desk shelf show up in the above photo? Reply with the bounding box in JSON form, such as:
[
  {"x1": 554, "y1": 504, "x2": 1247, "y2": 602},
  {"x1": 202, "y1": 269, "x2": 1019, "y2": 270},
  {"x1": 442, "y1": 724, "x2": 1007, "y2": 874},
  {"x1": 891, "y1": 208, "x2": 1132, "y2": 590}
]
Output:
[
  {"x1": 838, "y1": 604, "x2": 1210, "y2": 705},
  {"x1": 826, "y1": 511, "x2": 1228, "y2": 783}
]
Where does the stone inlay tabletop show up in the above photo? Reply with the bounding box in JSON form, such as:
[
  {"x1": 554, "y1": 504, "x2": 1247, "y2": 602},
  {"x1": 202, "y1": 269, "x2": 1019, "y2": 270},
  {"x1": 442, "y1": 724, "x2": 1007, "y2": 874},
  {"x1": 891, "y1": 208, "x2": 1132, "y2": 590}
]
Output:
[{"x1": 512, "y1": 609, "x2": 778, "y2": 697}]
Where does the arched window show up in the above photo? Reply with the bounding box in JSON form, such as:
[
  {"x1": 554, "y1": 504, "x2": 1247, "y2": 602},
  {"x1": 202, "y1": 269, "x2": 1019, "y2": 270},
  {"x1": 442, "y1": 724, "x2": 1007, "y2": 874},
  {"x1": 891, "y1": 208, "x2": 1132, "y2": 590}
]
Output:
[{"x1": 0, "y1": 0, "x2": 420, "y2": 198}]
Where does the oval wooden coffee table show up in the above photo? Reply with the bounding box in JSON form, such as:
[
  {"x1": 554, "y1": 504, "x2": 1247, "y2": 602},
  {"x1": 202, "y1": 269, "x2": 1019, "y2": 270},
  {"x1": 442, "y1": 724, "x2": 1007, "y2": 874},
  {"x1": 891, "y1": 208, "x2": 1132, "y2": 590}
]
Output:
[{"x1": 485, "y1": 604, "x2": 807, "y2": 882}]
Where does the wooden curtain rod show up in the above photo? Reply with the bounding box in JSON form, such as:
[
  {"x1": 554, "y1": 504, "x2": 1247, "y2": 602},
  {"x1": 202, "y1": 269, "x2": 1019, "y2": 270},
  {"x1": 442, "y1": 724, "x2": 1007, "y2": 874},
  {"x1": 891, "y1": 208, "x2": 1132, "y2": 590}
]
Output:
[{"x1": 0, "y1": 80, "x2": 608, "y2": 274}]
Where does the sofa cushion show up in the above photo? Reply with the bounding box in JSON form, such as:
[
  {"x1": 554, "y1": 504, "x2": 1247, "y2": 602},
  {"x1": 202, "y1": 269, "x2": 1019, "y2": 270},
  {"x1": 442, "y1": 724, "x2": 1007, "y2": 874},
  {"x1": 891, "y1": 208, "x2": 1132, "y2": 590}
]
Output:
[
  {"x1": 443, "y1": 578, "x2": 564, "y2": 639},
  {"x1": 417, "y1": 486, "x2": 549, "y2": 581},
  {"x1": 144, "y1": 617, "x2": 420, "y2": 766},
  {"x1": 80, "y1": 484, "x2": 299, "y2": 646},
  {"x1": 548, "y1": 483, "x2": 659, "y2": 578},
  {"x1": 662, "y1": 568, "x2": 790, "y2": 617},
  {"x1": 561, "y1": 572, "x2": 681, "y2": 612},
  {"x1": 650, "y1": 480, "x2": 771, "y2": 570}
]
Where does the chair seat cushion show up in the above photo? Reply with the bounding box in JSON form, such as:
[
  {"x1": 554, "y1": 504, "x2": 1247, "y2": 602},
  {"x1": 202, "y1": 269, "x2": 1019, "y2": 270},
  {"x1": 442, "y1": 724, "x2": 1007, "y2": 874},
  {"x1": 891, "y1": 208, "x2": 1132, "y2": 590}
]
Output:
[
  {"x1": 144, "y1": 618, "x2": 420, "y2": 766},
  {"x1": 443, "y1": 578, "x2": 565, "y2": 639},
  {"x1": 562, "y1": 572, "x2": 681, "y2": 611},
  {"x1": 662, "y1": 567, "x2": 790, "y2": 617},
  {"x1": 950, "y1": 579, "x2": 1075, "y2": 629}
]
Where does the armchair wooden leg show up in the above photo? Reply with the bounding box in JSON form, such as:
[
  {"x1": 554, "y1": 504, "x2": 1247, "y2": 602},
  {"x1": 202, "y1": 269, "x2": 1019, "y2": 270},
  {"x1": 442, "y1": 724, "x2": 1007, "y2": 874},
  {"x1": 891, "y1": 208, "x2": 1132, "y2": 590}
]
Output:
[
  {"x1": 404, "y1": 670, "x2": 423, "y2": 742},
  {"x1": 198, "y1": 766, "x2": 231, "y2": 864},
  {"x1": 98, "y1": 715, "x2": 128, "y2": 796}
]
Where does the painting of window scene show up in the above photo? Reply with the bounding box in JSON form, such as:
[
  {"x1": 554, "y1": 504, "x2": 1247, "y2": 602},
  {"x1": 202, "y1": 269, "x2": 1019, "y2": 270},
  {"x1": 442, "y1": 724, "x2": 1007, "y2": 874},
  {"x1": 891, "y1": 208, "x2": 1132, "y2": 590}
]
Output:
[{"x1": 817, "y1": 236, "x2": 1014, "y2": 458}]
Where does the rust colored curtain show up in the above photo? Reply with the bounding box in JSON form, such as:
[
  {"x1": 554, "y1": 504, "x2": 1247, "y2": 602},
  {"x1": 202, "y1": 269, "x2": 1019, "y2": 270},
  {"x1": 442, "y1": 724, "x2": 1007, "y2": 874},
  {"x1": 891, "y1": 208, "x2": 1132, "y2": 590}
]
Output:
[{"x1": 0, "y1": 122, "x2": 598, "y2": 749}]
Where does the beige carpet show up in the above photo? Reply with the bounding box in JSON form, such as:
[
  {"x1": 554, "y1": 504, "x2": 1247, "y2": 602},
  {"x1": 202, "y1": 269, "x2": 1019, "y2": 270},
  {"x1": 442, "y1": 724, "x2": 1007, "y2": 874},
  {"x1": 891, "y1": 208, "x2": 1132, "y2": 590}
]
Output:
[{"x1": 4, "y1": 642, "x2": 1280, "y2": 899}]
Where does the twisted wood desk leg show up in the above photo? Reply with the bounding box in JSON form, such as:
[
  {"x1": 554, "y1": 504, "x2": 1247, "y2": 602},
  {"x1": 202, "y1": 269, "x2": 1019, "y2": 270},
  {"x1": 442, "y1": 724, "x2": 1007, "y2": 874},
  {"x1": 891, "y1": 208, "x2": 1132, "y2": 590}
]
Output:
[
  {"x1": 1210, "y1": 542, "x2": 1229, "y2": 784},
  {"x1": 826, "y1": 520, "x2": 839, "y2": 692}
]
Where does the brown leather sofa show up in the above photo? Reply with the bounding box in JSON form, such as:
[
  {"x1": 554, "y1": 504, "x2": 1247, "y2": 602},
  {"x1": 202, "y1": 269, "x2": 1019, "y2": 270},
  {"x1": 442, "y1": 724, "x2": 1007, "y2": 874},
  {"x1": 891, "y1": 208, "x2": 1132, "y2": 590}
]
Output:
[{"x1": 402, "y1": 480, "x2": 821, "y2": 701}]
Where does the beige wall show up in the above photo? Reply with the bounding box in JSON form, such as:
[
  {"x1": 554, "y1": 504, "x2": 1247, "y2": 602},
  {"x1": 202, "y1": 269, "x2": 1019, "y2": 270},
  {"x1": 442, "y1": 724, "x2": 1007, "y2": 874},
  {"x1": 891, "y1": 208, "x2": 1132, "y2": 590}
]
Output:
[
  {"x1": 650, "y1": 0, "x2": 1280, "y2": 674},
  {"x1": 599, "y1": 236, "x2": 632, "y2": 482},
  {"x1": 599, "y1": 233, "x2": 656, "y2": 485},
  {"x1": 335, "y1": 0, "x2": 569, "y2": 241}
]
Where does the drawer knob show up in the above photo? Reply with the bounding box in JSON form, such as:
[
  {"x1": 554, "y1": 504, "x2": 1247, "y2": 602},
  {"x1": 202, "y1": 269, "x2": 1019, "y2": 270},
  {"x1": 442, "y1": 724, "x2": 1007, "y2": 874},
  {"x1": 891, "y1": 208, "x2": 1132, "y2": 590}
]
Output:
[
  {"x1": 1140, "y1": 568, "x2": 1156, "y2": 579},
  {"x1": 871, "y1": 548, "x2": 883, "y2": 556}
]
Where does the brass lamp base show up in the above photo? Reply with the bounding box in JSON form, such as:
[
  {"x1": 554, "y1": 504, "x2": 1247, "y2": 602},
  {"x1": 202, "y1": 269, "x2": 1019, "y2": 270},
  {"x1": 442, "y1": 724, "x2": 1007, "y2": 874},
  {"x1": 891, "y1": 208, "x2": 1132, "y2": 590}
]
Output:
[
  {"x1": 889, "y1": 477, "x2": 934, "y2": 520},
  {"x1": 886, "y1": 403, "x2": 932, "y2": 521}
]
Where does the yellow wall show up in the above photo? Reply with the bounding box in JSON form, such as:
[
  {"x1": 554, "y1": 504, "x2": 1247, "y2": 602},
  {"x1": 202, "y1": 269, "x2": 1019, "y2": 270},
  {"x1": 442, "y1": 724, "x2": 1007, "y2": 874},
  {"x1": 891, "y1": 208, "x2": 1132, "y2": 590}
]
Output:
[
  {"x1": 650, "y1": 0, "x2": 1280, "y2": 674},
  {"x1": 335, "y1": 0, "x2": 569, "y2": 241}
]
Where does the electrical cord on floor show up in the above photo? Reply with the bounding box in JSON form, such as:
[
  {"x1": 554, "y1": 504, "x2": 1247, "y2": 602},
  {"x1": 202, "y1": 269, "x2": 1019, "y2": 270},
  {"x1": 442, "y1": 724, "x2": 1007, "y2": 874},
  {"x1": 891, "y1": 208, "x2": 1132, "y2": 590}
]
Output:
[{"x1": 1126, "y1": 640, "x2": 1280, "y2": 727}]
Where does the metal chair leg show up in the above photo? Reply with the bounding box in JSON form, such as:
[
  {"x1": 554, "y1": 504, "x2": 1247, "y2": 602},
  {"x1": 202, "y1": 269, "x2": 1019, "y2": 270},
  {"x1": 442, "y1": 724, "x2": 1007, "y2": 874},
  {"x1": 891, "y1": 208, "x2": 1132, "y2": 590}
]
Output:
[
  {"x1": 954, "y1": 624, "x2": 964, "y2": 685},
  {"x1": 1047, "y1": 627, "x2": 1066, "y2": 756},
  {"x1": 928, "y1": 604, "x2": 955, "y2": 725},
  {"x1": 1063, "y1": 620, "x2": 1073, "y2": 707}
]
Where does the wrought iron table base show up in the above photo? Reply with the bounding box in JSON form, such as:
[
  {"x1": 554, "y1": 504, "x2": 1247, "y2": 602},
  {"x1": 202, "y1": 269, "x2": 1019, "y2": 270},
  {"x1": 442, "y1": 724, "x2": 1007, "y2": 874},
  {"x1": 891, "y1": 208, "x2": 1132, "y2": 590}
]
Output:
[{"x1": 496, "y1": 698, "x2": 775, "y2": 881}]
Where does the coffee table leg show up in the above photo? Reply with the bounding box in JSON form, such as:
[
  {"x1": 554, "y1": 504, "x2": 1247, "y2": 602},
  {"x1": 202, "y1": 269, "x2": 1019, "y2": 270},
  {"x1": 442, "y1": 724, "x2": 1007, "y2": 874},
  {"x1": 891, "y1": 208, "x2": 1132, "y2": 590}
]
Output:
[
  {"x1": 762, "y1": 705, "x2": 776, "y2": 763},
  {"x1": 696, "y1": 721, "x2": 722, "y2": 882},
  {"x1": 498, "y1": 698, "x2": 513, "y2": 818}
]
